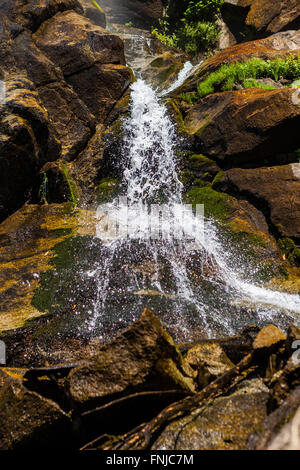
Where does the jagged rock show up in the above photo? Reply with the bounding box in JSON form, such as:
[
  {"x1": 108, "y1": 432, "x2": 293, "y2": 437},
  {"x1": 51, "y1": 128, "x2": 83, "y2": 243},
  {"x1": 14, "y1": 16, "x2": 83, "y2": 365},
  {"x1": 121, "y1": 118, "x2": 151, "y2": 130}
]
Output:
[
  {"x1": 222, "y1": 0, "x2": 300, "y2": 40},
  {"x1": 152, "y1": 379, "x2": 269, "y2": 450},
  {"x1": 219, "y1": 164, "x2": 300, "y2": 239},
  {"x1": 0, "y1": 368, "x2": 71, "y2": 450},
  {"x1": 185, "y1": 342, "x2": 234, "y2": 388},
  {"x1": 0, "y1": 0, "x2": 83, "y2": 32},
  {"x1": 67, "y1": 309, "x2": 195, "y2": 409}
]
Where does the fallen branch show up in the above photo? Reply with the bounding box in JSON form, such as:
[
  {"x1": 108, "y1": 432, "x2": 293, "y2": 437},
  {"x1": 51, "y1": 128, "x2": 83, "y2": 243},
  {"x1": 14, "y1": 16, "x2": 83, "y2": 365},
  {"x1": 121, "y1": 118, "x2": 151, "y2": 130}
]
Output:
[{"x1": 100, "y1": 352, "x2": 255, "y2": 450}]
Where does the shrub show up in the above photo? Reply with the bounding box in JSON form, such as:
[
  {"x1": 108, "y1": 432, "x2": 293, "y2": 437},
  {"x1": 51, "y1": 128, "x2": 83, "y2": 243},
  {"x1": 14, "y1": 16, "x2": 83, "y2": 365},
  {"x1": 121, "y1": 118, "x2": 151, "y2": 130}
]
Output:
[
  {"x1": 177, "y1": 21, "x2": 220, "y2": 55},
  {"x1": 151, "y1": 1, "x2": 223, "y2": 55},
  {"x1": 183, "y1": 0, "x2": 224, "y2": 23}
]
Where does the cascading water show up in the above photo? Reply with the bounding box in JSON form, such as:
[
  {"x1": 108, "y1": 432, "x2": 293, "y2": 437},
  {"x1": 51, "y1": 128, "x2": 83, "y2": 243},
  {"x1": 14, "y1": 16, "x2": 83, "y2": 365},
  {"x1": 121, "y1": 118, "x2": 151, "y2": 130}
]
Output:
[{"x1": 88, "y1": 70, "x2": 300, "y2": 342}]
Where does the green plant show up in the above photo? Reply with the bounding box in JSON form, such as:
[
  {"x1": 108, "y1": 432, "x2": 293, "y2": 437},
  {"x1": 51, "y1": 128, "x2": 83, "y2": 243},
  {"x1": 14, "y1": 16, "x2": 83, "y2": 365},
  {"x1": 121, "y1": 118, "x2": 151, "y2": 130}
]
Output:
[
  {"x1": 151, "y1": 28, "x2": 179, "y2": 48},
  {"x1": 196, "y1": 56, "x2": 300, "y2": 98},
  {"x1": 243, "y1": 79, "x2": 276, "y2": 90},
  {"x1": 151, "y1": 1, "x2": 222, "y2": 55},
  {"x1": 39, "y1": 172, "x2": 48, "y2": 205},
  {"x1": 90, "y1": 0, "x2": 104, "y2": 13},
  {"x1": 177, "y1": 21, "x2": 220, "y2": 54},
  {"x1": 183, "y1": 0, "x2": 224, "y2": 23}
]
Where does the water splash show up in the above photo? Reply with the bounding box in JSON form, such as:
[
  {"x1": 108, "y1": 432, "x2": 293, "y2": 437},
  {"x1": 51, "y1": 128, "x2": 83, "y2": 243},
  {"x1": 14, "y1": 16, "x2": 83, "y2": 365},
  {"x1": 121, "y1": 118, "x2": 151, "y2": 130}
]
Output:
[
  {"x1": 160, "y1": 61, "x2": 197, "y2": 96},
  {"x1": 90, "y1": 78, "x2": 300, "y2": 340}
]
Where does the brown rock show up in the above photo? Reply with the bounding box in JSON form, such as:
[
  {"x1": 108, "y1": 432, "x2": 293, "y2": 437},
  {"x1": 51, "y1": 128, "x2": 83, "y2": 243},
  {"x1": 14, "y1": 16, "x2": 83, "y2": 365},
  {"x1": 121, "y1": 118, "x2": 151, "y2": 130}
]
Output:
[
  {"x1": 0, "y1": 0, "x2": 83, "y2": 31},
  {"x1": 33, "y1": 10, "x2": 131, "y2": 119},
  {"x1": 0, "y1": 76, "x2": 60, "y2": 221},
  {"x1": 183, "y1": 88, "x2": 300, "y2": 165},
  {"x1": 253, "y1": 324, "x2": 286, "y2": 350},
  {"x1": 0, "y1": 1, "x2": 131, "y2": 219},
  {"x1": 33, "y1": 11, "x2": 126, "y2": 76},
  {"x1": 67, "y1": 309, "x2": 195, "y2": 409},
  {"x1": 248, "y1": 385, "x2": 300, "y2": 449},
  {"x1": 186, "y1": 343, "x2": 234, "y2": 388},
  {"x1": 152, "y1": 379, "x2": 269, "y2": 450},
  {"x1": 222, "y1": 1, "x2": 300, "y2": 39},
  {"x1": 221, "y1": 164, "x2": 300, "y2": 238}
]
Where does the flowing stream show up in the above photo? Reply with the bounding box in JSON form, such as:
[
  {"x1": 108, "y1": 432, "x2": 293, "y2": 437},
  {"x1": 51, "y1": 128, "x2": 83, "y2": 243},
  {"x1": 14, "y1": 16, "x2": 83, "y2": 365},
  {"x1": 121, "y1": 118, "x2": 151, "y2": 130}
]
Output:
[{"x1": 87, "y1": 52, "x2": 300, "y2": 341}]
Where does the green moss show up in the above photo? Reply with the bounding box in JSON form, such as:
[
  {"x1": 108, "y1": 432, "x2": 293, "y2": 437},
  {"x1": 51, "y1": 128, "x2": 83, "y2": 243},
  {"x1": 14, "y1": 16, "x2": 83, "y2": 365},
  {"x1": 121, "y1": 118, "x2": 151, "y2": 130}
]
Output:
[
  {"x1": 31, "y1": 236, "x2": 101, "y2": 338},
  {"x1": 38, "y1": 172, "x2": 49, "y2": 205},
  {"x1": 278, "y1": 237, "x2": 296, "y2": 255},
  {"x1": 59, "y1": 162, "x2": 78, "y2": 207},
  {"x1": 212, "y1": 170, "x2": 225, "y2": 187},
  {"x1": 188, "y1": 154, "x2": 214, "y2": 168},
  {"x1": 180, "y1": 92, "x2": 198, "y2": 104},
  {"x1": 96, "y1": 177, "x2": 119, "y2": 204},
  {"x1": 183, "y1": 186, "x2": 232, "y2": 221}
]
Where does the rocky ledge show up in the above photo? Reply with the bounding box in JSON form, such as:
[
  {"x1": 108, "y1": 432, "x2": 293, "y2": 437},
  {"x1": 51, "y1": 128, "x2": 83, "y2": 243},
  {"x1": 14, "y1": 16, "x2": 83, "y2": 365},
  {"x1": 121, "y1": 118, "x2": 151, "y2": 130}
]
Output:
[{"x1": 0, "y1": 309, "x2": 300, "y2": 450}]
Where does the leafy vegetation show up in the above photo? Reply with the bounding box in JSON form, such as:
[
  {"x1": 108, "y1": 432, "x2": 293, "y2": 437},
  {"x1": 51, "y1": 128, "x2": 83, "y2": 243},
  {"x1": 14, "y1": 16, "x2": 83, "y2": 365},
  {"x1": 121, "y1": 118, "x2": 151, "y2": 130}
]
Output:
[
  {"x1": 38, "y1": 172, "x2": 48, "y2": 204},
  {"x1": 194, "y1": 56, "x2": 300, "y2": 99},
  {"x1": 152, "y1": 1, "x2": 223, "y2": 55}
]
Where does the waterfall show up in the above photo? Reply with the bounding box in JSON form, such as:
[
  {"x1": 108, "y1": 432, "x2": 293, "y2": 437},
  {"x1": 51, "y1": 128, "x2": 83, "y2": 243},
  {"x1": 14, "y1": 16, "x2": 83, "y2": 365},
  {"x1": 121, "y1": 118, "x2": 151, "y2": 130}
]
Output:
[{"x1": 89, "y1": 75, "x2": 300, "y2": 341}]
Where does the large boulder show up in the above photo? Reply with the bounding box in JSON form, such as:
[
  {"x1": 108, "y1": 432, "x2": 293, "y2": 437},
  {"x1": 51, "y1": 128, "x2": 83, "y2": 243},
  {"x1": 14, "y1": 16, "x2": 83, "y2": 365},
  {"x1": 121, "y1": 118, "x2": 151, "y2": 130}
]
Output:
[
  {"x1": 33, "y1": 10, "x2": 131, "y2": 120},
  {"x1": 219, "y1": 164, "x2": 300, "y2": 238},
  {"x1": 182, "y1": 87, "x2": 300, "y2": 165},
  {"x1": 0, "y1": 76, "x2": 61, "y2": 221}
]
